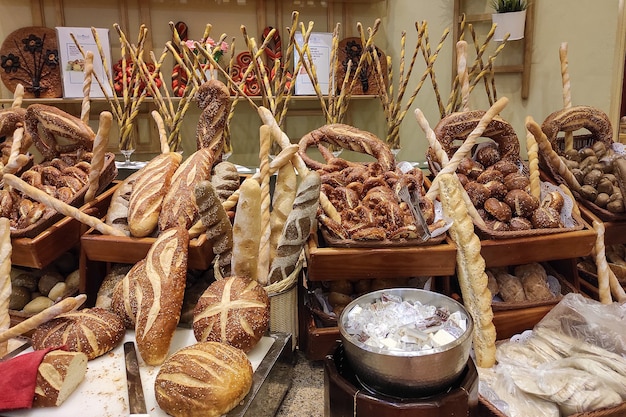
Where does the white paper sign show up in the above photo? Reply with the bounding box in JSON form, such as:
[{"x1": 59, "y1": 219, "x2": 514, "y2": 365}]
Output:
[
  {"x1": 294, "y1": 32, "x2": 333, "y2": 96},
  {"x1": 55, "y1": 27, "x2": 113, "y2": 98}
]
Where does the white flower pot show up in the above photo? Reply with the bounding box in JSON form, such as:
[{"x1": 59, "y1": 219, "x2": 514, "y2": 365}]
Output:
[{"x1": 492, "y1": 10, "x2": 527, "y2": 41}]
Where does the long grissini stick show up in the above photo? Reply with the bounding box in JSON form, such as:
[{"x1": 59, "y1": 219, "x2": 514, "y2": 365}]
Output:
[
  {"x1": 526, "y1": 116, "x2": 582, "y2": 192},
  {"x1": 0, "y1": 295, "x2": 87, "y2": 344},
  {"x1": 81, "y1": 51, "x2": 94, "y2": 126},
  {"x1": 456, "y1": 40, "x2": 470, "y2": 111},
  {"x1": 591, "y1": 219, "x2": 612, "y2": 304},
  {"x1": 0, "y1": 218, "x2": 10, "y2": 357},
  {"x1": 11, "y1": 83, "x2": 24, "y2": 109},
  {"x1": 427, "y1": 97, "x2": 509, "y2": 200},
  {"x1": 3, "y1": 174, "x2": 127, "y2": 237},
  {"x1": 85, "y1": 111, "x2": 112, "y2": 203},
  {"x1": 151, "y1": 110, "x2": 170, "y2": 154},
  {"x1": 257, "y1": 125, "x2": 272, "y2": 285},
  {"x1": 526, "y1": 125, "x2": 541, "y2": 201},
  {"x1": 560, "y1": 42, "x2": 574, "y2": 152}
]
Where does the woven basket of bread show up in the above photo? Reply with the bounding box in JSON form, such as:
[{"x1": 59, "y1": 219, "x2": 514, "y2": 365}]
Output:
[
  {"x1": 427, "y1": 110, "x2": 585, "y2": 240},
  {"x1": 538, "y1": 106, "x2": 626, "y2": 222},
  {"x1": 298, "y1": 123, "x2": 445, "y2": 248}
]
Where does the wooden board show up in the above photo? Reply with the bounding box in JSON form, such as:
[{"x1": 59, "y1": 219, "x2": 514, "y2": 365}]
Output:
[{"x1": 305, "y1": 232, "x2": 457, "y2": 281}]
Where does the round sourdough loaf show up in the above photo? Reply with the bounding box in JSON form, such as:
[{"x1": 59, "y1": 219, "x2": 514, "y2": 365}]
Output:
[
  {"x1": 193, "y1": 276, "x2": 269, "y2": 352},
  {"x1": 155, "y1": 341, "x2": 252, "y2": 417},
  {"x1": 31, "y1": 307, "x2": 125, "y2": 360}
]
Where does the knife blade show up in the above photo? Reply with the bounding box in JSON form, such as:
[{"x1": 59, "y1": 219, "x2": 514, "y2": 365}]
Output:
[
  {"x1": 0, "y1": 338, "x2": 31, "y2": 362},
  {"x1": 124, "y1": 341, "x2": 149, "y2": 416}
]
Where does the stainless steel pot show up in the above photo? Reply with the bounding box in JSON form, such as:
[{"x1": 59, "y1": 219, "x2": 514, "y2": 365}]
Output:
[{"x1": 338, "y1": 288, "x2": 473, "y2": 398}]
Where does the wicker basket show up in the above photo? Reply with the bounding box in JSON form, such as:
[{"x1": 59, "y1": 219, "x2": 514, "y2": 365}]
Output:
[
  {"x1": 264, "y1": 256, "x2": 304, "y2": 349},
  {"x1": 427, "y1": 114, "x2": 585, "y2": 240}
]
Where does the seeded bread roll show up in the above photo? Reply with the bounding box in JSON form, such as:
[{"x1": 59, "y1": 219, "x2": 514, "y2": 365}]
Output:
[
  {"x1": 128, "y1": 152, "x2": 182, "y2": 237},
  {"x1": 33, "y1": 350, "x2": 88, "y2": 407},
  {"x1": 159, "y1": 147, "x2": 214, "y2": 231},
  {"x1": 494, "y1": 271, "x2": 526, "y2": 302},
  {"x1": 231, "y1": 179, "x2": 261, "y2": 281},
  {"x1": 155, "y1": 341, "x2": 253, "y2": 417},
  {"x1": 134, "y1": 226, "x2": 189, "y2": 366},
  {"x1": 514, "y1": 263, "x2": 553, "y2": 301},
  {"x1": 105, "y1": 170, "x2": 141, "y2": 236},
  {"x1": 193, "y1": 276, "x2": 269, "y2": 353},
  {"x1": 31, "y1": 307, "x2": 125, "y2": 360}
]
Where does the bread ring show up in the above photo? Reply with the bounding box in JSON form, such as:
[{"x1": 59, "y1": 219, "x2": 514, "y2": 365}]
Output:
[
  {"x1": 430, "y1": 110, "x2": 520, "y2": 165},
  {"x1": 541, "y1": 106, "x2": 613, "y2": 154},
  {"x1": 298, "y1": 124, "x2": 395, "y2": 172}
]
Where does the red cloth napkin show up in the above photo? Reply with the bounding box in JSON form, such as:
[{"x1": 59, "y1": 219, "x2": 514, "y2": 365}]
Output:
[{"x1": 0, "y1": 346, "x2": 55, "y2": 411}]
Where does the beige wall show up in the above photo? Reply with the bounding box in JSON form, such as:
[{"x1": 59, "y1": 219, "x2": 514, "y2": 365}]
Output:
[{"x1": 0, "y1": 0, "x2": 622, "y2": 166}]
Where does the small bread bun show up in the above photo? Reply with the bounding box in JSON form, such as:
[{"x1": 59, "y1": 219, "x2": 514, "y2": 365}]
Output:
[
  {"x1": 491, "y1": 160, "x2": 519, "y2": 176},
  {"x1": 464, "y1": 182, "x2": 491, "y2": 208},
  {"x1": 485, "y1": 219, "x2": 510, "y2": 232},
  {"x1": 475, "y1": 143, "x2": 501, "y2": 167},
  {"x1": 484, "y1": 197, "x2": 512, "y2": 222},
  {"x1": 504, "y1": 172, "x2": 530, "y2": 191},
  {"x1": 457, "y1": 157, "x2": 484, "y2": 179},
  {"x1": 476, "y1": 168, "x2": 504, "y2": 184},
  {"x1": 531, "y1": 207, "x2": 562, "y2": 229},
  {"x1": 541, "y1": 191, "x2": 565, "y2": 213},
  {"x1": 509, "y1": 216, "x2": 533, "y2": 231},
  {"x1": 484, "y1": 180, "x2": 508, "y2": 200},
  {"x1": 504, "y1": 189, "x2": 539, "y2": 218}
]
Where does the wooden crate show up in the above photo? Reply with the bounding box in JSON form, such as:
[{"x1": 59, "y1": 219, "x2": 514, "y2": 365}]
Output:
[
  {"x1": 10, "y1": 182, "x2": 118, "y2": 269},
  {"x1": 305, "y1": 232, "x2": 457, "y2": 281}
]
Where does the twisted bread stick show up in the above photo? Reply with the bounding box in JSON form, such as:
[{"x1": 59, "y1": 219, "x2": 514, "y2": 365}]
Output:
[
  {"x1": 0, "y1": 218, "x2": 10, "y2": 357},
  {"x1": 438, "y1": 173, "x2": 496, "y2": 368},
  {"x1": 257, "y1": 125, "x2": 272, "y2": 285},
  {"x1": 526, "y1": 116, "x2": 582, "y2": 192},
  {"x1": 526, "y1": 125, "x2": 541, "y2": 200},
  {"x1": 85, "y1": 111, "x2": 112, "y2": 202},
  {"x1": 591, "y1": 219, "x2": 612, "y2": 304}
]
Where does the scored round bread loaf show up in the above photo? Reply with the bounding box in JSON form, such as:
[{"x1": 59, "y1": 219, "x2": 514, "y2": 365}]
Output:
[
  {"x1": 31, "y1": 307, "x2": 125, "y2": 360},
  {"x1": 155, "y1": 341, "x2": 253, "y2": 417},
  {"x1": 193, "y1": 276, "x2": 269, "y2": 352}
]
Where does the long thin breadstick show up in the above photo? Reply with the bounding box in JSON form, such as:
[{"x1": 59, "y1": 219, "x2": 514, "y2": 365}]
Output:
[
  {"x1": 0, "y1": 218, "x2": 11, "y2": 357},
  {"x1": 0, "y1": 295, "x2": 87, "y2": 344},
  {"x1": 427, "y1": 97, "x2": 509, "y2": 200},
  {"x1": 591, "y1": 219, "x2": 612, "y2": 304},
  {"x1": 526, "y1": 116, "x2": 582, "y2": 192},
  {"x1": 456, "y1": 40, "x2": 470, "y2": 111},
  {"x1": 526, "y1": 125, "x2": 541, "y2": 200},
  {"x1": 85, "y1": 111, "x2": 112, "y2": 202},
  {"x1": 11, "y1": 84, "x2": 24, "y2": 109},
  {"x1": 559, "y1": 42, "x2": 574, "y2": 152},
  {"x1": 414, "y1": 108, "x2": 449, "y2": 166},
  {"x1": 559, "y1": 184, "x2": 580, "y2": 217},
  {"x1": 151, "y1": 110, "x2": 170, "y2": 154},
  {"x1": 257, "y1": 125, "x2": 272, "y2": 285},
  {"x1": 81, "y1": 51, "x2": 94, "y2": 126},
  {"x1": 3, "y1": 174, "x2": 126, "y2": 237}
]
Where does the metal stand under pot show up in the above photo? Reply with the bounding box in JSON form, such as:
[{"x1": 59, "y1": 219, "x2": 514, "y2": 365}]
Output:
[{"x1": 324, "y1": 344, "x2": 479, "y2": 417}]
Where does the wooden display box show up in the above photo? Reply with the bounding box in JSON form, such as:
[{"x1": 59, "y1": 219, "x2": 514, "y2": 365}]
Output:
[
  {"x1": 10, "y1": 182, "x2": 118, "y2": 269},
  {"x1": 305, "y1": 232, "x2": 457, "y2": 281}
]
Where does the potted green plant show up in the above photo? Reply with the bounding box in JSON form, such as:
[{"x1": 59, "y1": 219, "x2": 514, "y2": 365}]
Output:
[{"x1": 491, "y1": 0, "x2": 528, "y2": 41}]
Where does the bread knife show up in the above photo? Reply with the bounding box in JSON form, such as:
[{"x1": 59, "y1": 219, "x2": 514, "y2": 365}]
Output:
[
  {"x1": 0, "y1": 338, "x2": 31, "y2": 362},
  {"x1": 124, "y1": 341, "x2": 149, "y2": 416}
]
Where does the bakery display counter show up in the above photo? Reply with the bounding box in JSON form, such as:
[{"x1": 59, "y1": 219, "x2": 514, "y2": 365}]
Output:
[
  {"x1": 1, "y1": 330, "x2": 293, "y2": 417},
  {"x1": 305, "y1": 232, "x2": 457, "y2": 281},
  {"x1": 10, "y1": 182, "x2": 118, "y2": 269}
]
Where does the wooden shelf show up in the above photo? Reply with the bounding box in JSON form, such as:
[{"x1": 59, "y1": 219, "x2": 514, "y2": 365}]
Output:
[{"x1": 453, "y1": 0, "x2": 535, "y2": 99}]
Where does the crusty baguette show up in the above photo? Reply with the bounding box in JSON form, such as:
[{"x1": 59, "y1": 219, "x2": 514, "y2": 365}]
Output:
[
  {"x1": 31, "y1": 307, "x2": 124, "y2": 360},
  {"x1": 231, "y1": 178, "x2": 261, "y2": 281},
  {"x1": 195, "y1": 180, "x2": 233, "y2": 277},
  {"x1": 438, "y1": 173, "x2": 496, "y2": 368},
  {"x1": 128, "y1": 152, "x2": 182, "y2": 237},
  {"x1": 105, "y1": 170, "x2": 141, "y2": 236},
  {"x1": 196, "y1": 79, "x2": 230, "y2": 154},
  {"x1": 0, "y1": 218, "x2": 10, "y2": 357},
  {"x1": 159, "y1": 147, "x2": 215, "y2": 231},
  {"x1": 135, "y1": 226, "x2": 189, "y2": 365},
  {"x1": 268, "y1": 171, "x2": 321, "y2": 284},
  {"x1": 270, "y1": 161, "x2": 297, "y2": 265},
  {"x1": 110, "y1": 261, "x2": 142, "y2": 329},
  {"x1": 33, "y1": 350, "x2": 88, "y2": 407}
]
